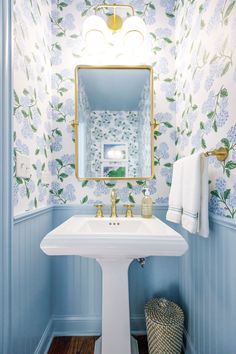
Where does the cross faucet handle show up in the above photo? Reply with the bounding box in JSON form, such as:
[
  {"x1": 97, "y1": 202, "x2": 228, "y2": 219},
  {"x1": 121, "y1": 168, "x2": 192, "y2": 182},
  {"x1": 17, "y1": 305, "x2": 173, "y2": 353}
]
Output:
[
  {"x1": 123, "y1": 204, "x2": 134, "y2": 218},
  {"x1": 94, "y1": 204, "x2": 104, "y2": 218}
]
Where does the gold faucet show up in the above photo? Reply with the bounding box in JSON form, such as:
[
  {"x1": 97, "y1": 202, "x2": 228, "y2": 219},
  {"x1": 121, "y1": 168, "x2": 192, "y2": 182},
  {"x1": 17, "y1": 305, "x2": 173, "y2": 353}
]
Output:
[{"x1": 110, "y1": 188, "x2": 118, "y2": 218}]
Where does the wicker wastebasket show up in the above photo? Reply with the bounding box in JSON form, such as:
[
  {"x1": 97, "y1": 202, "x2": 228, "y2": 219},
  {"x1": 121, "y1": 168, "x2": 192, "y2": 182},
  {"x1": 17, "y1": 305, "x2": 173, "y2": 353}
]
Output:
[{"x1": 145, "y1": 298, "x2": 184, "y2": 354}]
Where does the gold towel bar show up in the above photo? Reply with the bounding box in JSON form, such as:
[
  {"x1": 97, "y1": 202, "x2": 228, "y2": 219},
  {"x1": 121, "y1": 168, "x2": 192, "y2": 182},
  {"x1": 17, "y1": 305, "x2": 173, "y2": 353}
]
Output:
[{"x1": 204, "y1": 147, "x2": 229, "y2": 161}]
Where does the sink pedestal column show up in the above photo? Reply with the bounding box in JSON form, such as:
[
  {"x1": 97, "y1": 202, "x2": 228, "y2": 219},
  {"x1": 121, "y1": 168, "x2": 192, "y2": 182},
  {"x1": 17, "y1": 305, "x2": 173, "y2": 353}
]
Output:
[{"x1": 95, "y1": 258, "x2": 139, "y2": 354}]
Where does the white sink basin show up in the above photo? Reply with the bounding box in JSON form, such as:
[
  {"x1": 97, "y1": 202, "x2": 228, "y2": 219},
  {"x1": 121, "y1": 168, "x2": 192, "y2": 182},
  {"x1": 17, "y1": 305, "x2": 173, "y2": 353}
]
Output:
[
  {"x1": 40, "y1": 215, "x2": 188, "y2": 354},
  {"x1": 40, "y1": 215, "x2": 188, "y2": 258}
]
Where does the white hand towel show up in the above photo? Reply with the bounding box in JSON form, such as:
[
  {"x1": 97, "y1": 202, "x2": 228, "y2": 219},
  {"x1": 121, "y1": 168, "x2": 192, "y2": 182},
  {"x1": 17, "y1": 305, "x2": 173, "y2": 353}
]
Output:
[
  {"x1": 166, "y1": 159, "x2": 183, "y2": 224},
  {"x1": 181, "y1": 153, "x2": 209, "y2": 237}
]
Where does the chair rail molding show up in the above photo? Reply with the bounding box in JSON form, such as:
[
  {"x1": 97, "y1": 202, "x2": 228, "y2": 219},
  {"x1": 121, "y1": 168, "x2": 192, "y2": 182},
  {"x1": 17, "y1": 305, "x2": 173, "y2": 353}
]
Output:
[
  {"x1": 13, "y1": 204, "x2": 236, "y2": 231},
  {"x1": 0, "y1": 0, "x2": 13, "y2": 353}
]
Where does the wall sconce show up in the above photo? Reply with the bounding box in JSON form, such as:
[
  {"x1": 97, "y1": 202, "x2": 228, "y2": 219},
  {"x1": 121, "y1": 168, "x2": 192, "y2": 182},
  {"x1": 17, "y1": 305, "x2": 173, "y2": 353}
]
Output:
[{"x1": 82, "y1": 4, "x2": 147, "y2": 52}]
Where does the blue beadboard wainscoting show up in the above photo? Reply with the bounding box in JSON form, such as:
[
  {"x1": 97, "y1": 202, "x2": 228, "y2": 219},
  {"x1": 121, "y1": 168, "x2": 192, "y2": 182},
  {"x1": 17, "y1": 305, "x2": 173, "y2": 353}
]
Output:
[
  {"x1": 12, "y1": 208, "x2": 53, "y2": 354},
  {"x1": 11, "y1": 205, "x2": 180, "y2": 354},
  {"x1": 179, "y1": 216, "x2": 236, "y2": 354},
  {"x1": 10, "y1": 205, "x2": 236, "y2": 354}
]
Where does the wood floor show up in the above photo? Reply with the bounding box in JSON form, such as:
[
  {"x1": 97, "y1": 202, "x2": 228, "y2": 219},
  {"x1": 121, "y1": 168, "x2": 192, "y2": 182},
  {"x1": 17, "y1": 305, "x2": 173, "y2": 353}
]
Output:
[{"x1": 48, "y1": 336, "x2": 148, "y2": 354}]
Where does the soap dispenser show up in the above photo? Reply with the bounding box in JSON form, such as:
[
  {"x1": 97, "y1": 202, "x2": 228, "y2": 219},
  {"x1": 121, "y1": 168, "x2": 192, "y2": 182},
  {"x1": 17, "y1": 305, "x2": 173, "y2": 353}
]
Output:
[{"x1": 141, "y1": 188, "x2": 153, "y2": 218}]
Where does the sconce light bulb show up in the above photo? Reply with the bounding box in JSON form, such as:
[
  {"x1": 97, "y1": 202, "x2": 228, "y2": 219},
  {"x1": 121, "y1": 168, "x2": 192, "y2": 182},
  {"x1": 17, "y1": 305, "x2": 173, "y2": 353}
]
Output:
[
  {"x1": 124, "y1": 30, "x2": 143, "y2": 49},
  {"x1": 122, "y1": 16, "x2": 147, "y2": 49},
  {"x1": 82, "y1": 15, "x2": 108, "y2": 52}
]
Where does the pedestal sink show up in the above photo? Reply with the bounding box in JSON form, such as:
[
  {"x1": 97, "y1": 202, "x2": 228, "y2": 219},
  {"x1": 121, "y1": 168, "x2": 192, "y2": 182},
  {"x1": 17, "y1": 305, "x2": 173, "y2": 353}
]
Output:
[{"x1": 40, "y1": 216, "x2": 188, "y2": 354}]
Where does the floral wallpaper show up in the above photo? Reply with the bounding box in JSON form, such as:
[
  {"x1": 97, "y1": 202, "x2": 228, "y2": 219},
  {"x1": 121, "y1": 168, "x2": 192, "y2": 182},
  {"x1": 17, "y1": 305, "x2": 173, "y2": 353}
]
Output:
[
  {"x1": 77, "y1": 80, "x2": 91, "y2": 177},
  {"x1": 13, "y1": 0, "x2": 52, "y2": 215},
  {"x1": 78, "y1": 76, "x2": 152, "y2": 178},
  {"x1": 175, "y1": 0, "x2": 236, "y2": 218},
  {"x1": 13, "y1": 0, "x2": 176, "y2": 214},
  {"x1": 138, "y1": 81, "x2": 151, "y2": 177},
  {"x1": 48, "y1": 0, "x2": 176, "y2": 207},
  {"x1": 86, "y1": 111, "x2": 140, "y2": 177},
  {"x1": 13, "y1": 0, "x2": 235, "y2": 219}
]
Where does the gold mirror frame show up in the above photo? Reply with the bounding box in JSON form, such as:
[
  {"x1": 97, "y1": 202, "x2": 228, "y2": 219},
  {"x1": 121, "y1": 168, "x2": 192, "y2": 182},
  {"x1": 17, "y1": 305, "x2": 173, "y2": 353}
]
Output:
[{"x1": 73, "y1": 65, "x2": 155, "y2": 181}]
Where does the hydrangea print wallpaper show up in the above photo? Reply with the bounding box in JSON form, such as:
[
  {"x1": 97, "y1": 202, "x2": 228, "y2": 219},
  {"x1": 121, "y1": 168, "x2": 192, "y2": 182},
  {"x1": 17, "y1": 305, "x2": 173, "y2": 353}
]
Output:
[
  {"x1": 13, "y1": 0, "x2": 176, "y2": 213},
  {"x1": 13, "y1": 0, "x2": 236, "y2": 219},
  {"x1": 48, "y1": 0, "x2": 176, "y2": 207},
  {"x1": 86, "y1": 111, "x2": 140, "y2": 177},
  {"x1": 13, "y1": 0, "x2": 52, "y2": 214},
  {"x1": 175, "y1": 0, "x2": 236, "y2": 218}
]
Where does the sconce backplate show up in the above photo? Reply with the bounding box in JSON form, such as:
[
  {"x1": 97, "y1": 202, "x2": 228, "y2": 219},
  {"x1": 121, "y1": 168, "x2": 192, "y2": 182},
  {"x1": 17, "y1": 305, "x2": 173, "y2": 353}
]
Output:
[{"x1": 107, "y1": 14, "x2": 123, "y2": 31}]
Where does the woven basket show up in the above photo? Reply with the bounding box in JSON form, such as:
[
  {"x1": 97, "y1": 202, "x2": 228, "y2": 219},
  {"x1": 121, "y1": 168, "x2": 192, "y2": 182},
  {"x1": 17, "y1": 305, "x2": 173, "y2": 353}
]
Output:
[{"x1": 145, "y1": 298, "x2": 184, "y2": 354}]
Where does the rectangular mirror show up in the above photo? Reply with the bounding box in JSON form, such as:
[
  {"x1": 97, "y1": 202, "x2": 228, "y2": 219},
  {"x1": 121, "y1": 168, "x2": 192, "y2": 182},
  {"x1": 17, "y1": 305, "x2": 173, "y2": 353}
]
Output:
[{"x1": 74, "y1": 65, "x2": 154, "y2": 180}]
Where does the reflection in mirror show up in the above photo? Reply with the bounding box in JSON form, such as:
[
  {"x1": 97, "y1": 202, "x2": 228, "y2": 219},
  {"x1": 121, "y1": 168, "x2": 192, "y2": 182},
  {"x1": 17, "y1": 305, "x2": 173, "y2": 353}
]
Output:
[{"x1": 75, "y1": 66, "x2": 153, "y2": 180}]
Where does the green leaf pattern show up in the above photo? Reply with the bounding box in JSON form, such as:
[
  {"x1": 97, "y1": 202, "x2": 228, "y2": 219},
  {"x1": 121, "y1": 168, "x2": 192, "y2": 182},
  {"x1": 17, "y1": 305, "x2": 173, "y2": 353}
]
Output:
[
  {"x1": 175, "y1": 0, "x2": 236, "y2": 218},
  {"x1": 13, "y1": 0, "x2": 236, "y2": 219}
]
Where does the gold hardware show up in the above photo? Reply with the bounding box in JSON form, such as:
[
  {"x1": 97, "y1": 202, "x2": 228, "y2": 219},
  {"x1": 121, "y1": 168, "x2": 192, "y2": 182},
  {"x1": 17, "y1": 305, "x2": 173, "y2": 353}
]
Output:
[
  {"x1": 107, "y1": 14, "x2": 123, "y2": 31},
  {"x1": 110, "y1": 188, "x2": 118, "y2": 218},
  {"x1": 94, "y1": 4, "x2": 135, "y2": 32},
  {"x1": 71, "y1": 120, "x2": 78, "y2": 129},
  {"x1": 95, "y1": 204, "x2": 104, "y2": 218},
  {"x1": 124, "y1": 204, "x2": 134, "y2": 218},
  {"x1": 74, "y1": 65, "x2": 155, "y2": 181},
  {"x1": 95, "y1": 4, "x2": 135, "y2": 16},
  {"x1": 204, "y1": 147, "x2": 229, "y2": 162},
  {"x1": 150, "y1": 119, "x2": 158, "y2": 130}
]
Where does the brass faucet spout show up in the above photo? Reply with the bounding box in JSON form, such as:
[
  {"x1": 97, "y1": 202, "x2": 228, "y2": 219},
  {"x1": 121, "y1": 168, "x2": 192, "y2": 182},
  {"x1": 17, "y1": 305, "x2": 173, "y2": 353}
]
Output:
[{"x1": 110, "y1": 188, "x2": 118, "y2": 218}]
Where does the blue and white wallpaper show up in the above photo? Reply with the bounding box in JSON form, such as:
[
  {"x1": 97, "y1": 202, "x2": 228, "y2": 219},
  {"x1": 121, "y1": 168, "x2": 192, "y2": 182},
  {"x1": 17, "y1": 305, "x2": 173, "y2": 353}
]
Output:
[
  {"x1": 86, "y1": 111, "x2": 140, "y2": 177},
  {"x1": 49, "y1": 0, "x2": 176, "y2": 207},
  {"x1": 13, "y1": 0, "x2": 52, "y2": 214},
  {"x1": 13, "y1": 0, "x2": 236, "y2": 219},
  {"x1": 13, "y1": 0, "x2": 176, "y2": 214},
  {"x1": 175, "y1": 0, "x2": 236, "y2": 219}
]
